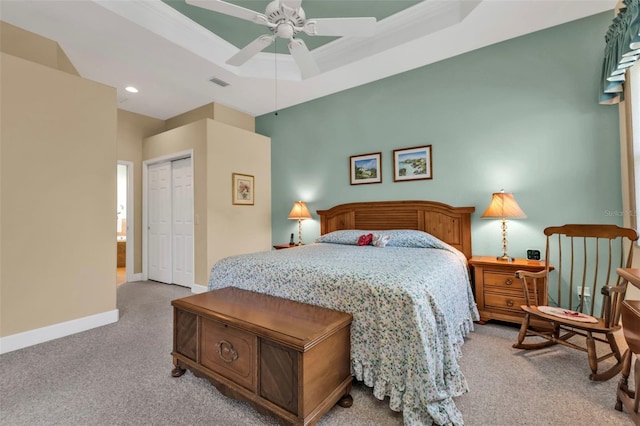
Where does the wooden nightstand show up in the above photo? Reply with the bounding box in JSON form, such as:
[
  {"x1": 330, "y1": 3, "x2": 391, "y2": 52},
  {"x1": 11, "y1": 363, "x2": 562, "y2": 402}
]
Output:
[
  {"x1": 273, "y1": 244, "x2": 297, "y2": 250},
  {"x1": 469, "y1": 256, "x2": 553, "y2": 325}
]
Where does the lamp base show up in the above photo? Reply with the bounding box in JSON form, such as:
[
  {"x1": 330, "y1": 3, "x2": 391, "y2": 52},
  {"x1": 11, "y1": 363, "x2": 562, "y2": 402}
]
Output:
[
  {"x1": 297, "y1": 219, "x2": 303, "y2": 246},
  {"x1": 496, "y1": 255, "x2": 515, "y2": 262}
]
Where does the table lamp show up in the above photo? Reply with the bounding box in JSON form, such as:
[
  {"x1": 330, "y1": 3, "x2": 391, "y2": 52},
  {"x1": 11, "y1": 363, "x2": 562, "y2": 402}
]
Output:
[
  {"x1": 288, "y1": 201, "x2": 312, "y2": 245},
  {"x1": 481, "y1": 190, "x2": 527, "y2": 261}
]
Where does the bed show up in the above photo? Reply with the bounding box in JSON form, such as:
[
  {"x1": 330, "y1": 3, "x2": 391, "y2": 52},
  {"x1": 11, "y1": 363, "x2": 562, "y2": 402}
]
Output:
[{"x1": 208, "y1": 200, "x2": 479, "y2": 425}]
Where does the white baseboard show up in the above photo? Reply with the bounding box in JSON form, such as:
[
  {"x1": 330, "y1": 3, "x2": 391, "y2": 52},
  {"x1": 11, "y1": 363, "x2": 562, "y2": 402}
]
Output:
[
  {"x1": 0, "y1": 309, "x2": 119, "y2": 354},
  {"x1": 130, "y1": 272, "x2": 142, "y2": 282},
  {"x1": 191, "y1": 283, "x2": 208, "y2": 294}
]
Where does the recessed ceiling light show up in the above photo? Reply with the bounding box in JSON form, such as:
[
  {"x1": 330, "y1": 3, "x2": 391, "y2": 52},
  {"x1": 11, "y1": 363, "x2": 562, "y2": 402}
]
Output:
[{"x1": 125, "y1": 86, "x2": 138, "y2": 93}]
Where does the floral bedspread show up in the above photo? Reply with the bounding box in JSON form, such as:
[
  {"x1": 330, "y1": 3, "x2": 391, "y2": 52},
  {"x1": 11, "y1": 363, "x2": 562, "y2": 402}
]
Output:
[{"x1": 208, "y1": 237, "x2": 479, "y2": 425}]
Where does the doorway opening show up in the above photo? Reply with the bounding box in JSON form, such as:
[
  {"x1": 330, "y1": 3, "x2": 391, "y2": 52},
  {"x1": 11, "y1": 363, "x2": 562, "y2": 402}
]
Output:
[{"x1": 117, "y1": 161, "x2": 134, "y2": 286}]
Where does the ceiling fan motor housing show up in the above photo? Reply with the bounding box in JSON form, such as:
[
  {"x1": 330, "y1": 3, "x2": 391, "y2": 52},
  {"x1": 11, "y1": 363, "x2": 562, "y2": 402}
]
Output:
[{"x1": 265, "y1": 1, "x2": 305, "y2": 39}]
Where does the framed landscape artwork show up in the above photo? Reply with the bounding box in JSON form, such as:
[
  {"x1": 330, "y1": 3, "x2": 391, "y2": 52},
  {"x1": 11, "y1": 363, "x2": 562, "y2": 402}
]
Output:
[
  {"x1": 350, "y1": 152, "x2": 382, "y2": 185},
  {"x1": 232, "y1": 173, "x2": 254, "y2": 205},
  {"x1": 393, "y1": 145, "x2": 432, "y2": 182}
]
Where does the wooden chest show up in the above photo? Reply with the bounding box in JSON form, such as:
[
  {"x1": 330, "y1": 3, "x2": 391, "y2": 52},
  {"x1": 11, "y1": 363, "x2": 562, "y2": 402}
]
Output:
[{"x1": 171, "y1": 287, "x2": 353, "y2": 425}]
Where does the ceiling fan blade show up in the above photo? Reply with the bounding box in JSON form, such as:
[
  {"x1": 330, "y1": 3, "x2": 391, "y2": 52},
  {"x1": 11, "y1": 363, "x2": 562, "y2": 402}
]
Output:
[
  {"x1": 227, "y1": 35, "x2": 275, "y2": 66},
  {"x1": 288, "y1": 39, "x2": 320, "y2": 79},
  {"x1": 303, "y1": 17, "x2": 377, "y2": 37},
  {"x1": 186, "y1": 0, "x2": 268, "y2": 25}
]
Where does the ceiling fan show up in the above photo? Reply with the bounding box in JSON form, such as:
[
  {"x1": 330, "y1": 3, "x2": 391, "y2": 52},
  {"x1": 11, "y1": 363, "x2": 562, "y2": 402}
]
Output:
[{"x1": 186, "y1": 0, "x2": 377, "y2": 79}]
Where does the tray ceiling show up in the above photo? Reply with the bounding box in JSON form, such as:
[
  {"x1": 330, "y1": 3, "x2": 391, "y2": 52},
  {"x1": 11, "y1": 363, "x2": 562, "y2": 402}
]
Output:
[{"x1": 0, "y1": 0, "x2": 617, "y2": 119}]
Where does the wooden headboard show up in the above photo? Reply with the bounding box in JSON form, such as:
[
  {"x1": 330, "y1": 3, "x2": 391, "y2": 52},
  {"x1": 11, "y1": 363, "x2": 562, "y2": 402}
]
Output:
[{"x1": 316, "y1": 200, "x2": 475, "y2": 259}]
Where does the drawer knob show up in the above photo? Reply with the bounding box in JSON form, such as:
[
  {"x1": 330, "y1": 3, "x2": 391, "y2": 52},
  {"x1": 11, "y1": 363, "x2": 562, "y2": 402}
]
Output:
[
  {"x1": 505, "y1": 279, "x2": 513, "y2": 286},
  {"x1": 506, "y1": 299, "x2": 514, "y2": 307},
  {"x1": 216, "y1": 339, "x2": 238, "y2": 363}
]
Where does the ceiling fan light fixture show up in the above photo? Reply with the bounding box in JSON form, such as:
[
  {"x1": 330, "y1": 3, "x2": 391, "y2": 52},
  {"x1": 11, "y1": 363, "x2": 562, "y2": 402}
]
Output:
[{"x1": 275, "y1": 23, "x2": 294, "y2": 39}]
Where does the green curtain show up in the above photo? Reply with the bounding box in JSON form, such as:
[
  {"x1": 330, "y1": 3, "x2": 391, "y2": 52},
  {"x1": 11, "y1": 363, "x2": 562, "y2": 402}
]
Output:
[{"x1": 600, "y1": 0, "x2": 640, "y2": 104}]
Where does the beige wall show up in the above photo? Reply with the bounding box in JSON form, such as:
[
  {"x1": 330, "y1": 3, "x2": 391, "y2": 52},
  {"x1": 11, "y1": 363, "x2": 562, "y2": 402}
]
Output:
[
  {"x1": 206, "y1": 120, "x2": 271, "y2": 267},
  {"x1": 1, "y1": 53, "x2": 117, "y2": 336},
  {"x1": 117, "y1": 110, "x2": 165, "y2": 274},
  {"x1": 143, "y1": 119, "x2": 271, "y2": 287},
  {"x1": 165, "y1": 104, "x2": 214, "y2": 132},
  {"x1": 165, "y1": 102, "x2": 255, "y2": 133},
  {"x1": 213, "y1": 103, "x2": 255, "y2": 133},
  {"x1": 0, "y1": 22, "x2": 78, "y2": 76},
  {"x1": 143, "y1": 120, "x2": 209, "y2": 285},
  {"x1": 0, "y1": 19, "x2": 270, "y2": 345},
  {"x1": 119, "y1": 104, "x2": 257, "y2": 279}
]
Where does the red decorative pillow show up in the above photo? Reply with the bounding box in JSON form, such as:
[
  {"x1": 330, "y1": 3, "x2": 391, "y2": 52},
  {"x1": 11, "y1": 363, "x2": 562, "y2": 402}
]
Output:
[{"x1": 357, "y1": 233, "x2": 373, "y2": 246}]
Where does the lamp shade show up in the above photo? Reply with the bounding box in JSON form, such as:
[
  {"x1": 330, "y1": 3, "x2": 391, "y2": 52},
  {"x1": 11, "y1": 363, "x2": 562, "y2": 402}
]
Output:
[
  {"x1": 288, "y1": 201, "x2": 312, "y2": 220},
  {"x1": 481, "y1": 191, "x2": 527, "y2": 219}
]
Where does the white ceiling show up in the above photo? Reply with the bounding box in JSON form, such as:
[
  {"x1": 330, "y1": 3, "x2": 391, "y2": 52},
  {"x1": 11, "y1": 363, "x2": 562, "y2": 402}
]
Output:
[{"x1": 0, "y1": 0, "x2": 617, "y2": 119}]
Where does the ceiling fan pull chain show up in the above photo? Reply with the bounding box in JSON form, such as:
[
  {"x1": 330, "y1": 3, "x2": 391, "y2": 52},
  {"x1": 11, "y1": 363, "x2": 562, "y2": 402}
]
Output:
[{"x1": 274, "y1": 38, "x2": 278, "y2": 116}]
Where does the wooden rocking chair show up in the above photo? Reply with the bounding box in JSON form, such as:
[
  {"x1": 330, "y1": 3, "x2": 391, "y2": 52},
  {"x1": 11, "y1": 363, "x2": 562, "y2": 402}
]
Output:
[{"x1": 512, "y1": 224, "x2": 639, "y2": 381}]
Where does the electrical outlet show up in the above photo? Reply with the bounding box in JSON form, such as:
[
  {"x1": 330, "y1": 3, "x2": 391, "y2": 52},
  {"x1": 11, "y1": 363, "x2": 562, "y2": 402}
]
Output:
[
  {"x1": 526, "y1": 249, "x2": 541, "y2": 260},
  {"x1": 579, "y1": 288, "x2": 591, "y2": 299}
]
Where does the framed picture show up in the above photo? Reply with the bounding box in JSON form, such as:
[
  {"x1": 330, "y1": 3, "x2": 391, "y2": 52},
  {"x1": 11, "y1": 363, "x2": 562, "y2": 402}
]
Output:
[
  {"x1": 232, "y1": 173, "x2": 254, "y2": 205},
  {"x1": 350, "y1": 152, "x2": 382, "y2": 185},
  {"x1": 393, "y1": 145, "x2": 432, "y2": 182}
]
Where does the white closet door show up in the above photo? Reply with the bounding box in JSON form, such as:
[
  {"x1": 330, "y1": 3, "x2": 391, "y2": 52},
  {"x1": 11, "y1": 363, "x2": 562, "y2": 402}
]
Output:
[
  {"x1": 148, "y1": 162, "x2": 172, "y2": 283},
  {"x1": 171, "y1": 157, "x2": 194, "y2": 288}
]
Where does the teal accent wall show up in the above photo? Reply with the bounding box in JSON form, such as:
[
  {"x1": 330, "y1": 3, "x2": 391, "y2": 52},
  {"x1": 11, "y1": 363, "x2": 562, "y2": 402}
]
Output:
[{"x1": 258, "y1": 11, "x2": 622, "y2": 258}]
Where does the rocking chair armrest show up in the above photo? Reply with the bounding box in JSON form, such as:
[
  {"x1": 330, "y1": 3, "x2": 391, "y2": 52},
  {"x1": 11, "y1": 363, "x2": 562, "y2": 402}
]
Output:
[
  {"x1": 601, "y1": 283, "x2": 627, "y2": 327},
  {"x1": 601, "y1": 283, "x2": 626, "y2": 297},
  {"x1": 515, "y1": 269, "x2": 548, "y2": 280}
]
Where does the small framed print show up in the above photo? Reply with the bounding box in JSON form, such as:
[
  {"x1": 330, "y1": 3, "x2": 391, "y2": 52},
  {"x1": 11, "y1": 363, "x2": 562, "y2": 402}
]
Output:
[
  {"x1": 393, "y1": 145, "x2": 432, "y2": 182},
  {"x1": 350, "y1": 152, "x2": 382, "y2": 185},
  {"x1": 232, "y1": 173, "x2": 254, "y2": 205}
]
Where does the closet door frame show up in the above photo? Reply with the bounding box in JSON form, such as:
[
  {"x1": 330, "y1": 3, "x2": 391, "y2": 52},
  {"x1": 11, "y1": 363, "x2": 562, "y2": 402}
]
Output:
[{"x1": 142, "y1": 149, "x2": 194, "y2": 288}]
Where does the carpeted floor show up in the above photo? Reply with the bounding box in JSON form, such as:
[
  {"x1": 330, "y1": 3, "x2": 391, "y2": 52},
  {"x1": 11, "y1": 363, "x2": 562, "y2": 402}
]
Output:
[{"x1": 0, "y1": 281, "x2": 632, "y2": 425}]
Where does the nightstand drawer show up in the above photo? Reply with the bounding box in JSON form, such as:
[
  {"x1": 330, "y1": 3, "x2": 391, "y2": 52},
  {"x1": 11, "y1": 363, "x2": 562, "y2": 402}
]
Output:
[
  {"x1": 484, "y1": 271, "x2": 518, "y2": 289},
  {"x1": 484, "y1": 270, "x2": 540, "y2": 295},
  {"x1": 484, "y1": 292, "x2": 525, "y2": 313}
]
